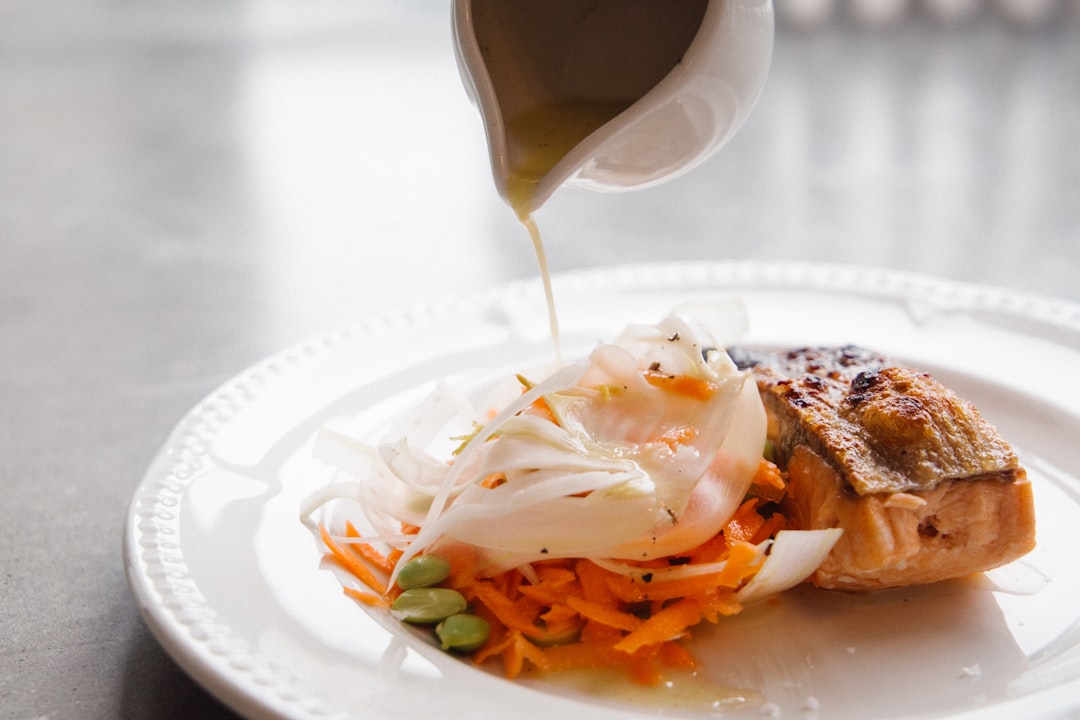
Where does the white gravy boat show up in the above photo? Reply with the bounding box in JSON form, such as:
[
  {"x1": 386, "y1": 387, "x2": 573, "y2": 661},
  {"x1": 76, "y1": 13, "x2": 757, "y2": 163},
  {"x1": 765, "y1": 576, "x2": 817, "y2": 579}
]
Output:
[{"x1": 452, "y1": 0, "x2": 775, "y2": 215}]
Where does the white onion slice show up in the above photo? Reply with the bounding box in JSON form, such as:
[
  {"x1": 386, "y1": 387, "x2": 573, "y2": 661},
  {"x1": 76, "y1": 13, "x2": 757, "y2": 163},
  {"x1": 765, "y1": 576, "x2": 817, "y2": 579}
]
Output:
[{"x1": 736, "y1": 529, "x2": 844, "y2": 606}]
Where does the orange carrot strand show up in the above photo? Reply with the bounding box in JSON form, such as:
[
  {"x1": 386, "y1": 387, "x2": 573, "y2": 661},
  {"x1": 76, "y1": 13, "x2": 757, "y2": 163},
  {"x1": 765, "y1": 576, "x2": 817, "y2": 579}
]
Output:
[
  {"x1": 471, "y1": 581, "x2": 546, "y2": 640},
  {"x1": 643, "y1": 371, "x2": 718, "y2": 400},
  {"x1": 565, "y1": 595, "x2": 643, "y2": 632},
  {"x1": 614, "y1": 598, "x2": 703, "y2": 655},
  {"x1": 319, "y1": 524, "x2": 387, "y2": 595},
  {"x1": 715, "y1": 541, "x2": 762, "y2": 588},
  {"x1": 659, "y1": 640, "x2": 698, "y2": 670},
  {"x1": 343, "y1": 521, "x2": 395, "y2": 574},
  {"x1": 343, "y1": 586, "x2": 389, "y2": 608}
]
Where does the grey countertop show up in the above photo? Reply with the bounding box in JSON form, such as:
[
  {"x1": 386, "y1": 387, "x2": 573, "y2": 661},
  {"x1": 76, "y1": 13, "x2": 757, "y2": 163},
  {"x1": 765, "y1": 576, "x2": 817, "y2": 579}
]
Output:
[{"x1": 2, "y1": 2, "x2": 1078, "y2": 718}]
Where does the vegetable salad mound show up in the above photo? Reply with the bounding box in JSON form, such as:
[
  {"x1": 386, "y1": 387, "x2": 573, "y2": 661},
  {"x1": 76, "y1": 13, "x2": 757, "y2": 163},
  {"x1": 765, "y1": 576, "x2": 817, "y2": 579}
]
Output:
[{"x1": 302, "y1": 302, "x2": 840, "y2": 683}]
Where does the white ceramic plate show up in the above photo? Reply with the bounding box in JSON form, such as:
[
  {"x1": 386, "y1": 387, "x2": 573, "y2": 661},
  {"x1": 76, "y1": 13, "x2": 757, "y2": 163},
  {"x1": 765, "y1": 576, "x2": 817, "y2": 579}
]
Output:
[{"x1": 124, "y1": 261, "x2": 1080, "y2": 720}]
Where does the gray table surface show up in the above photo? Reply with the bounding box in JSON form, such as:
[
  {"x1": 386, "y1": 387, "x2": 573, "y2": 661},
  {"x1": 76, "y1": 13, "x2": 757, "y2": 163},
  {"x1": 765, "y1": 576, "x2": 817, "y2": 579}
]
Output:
[{"x1": 2, "y1": 2, "x2": 1078, "y2": 718}]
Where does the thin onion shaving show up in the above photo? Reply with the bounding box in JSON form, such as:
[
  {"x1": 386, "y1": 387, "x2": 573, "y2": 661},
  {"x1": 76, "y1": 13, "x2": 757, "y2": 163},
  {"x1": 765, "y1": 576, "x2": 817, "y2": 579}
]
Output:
[{"x1": 736, "y1": 529, "x2": 844, "y2": 605}]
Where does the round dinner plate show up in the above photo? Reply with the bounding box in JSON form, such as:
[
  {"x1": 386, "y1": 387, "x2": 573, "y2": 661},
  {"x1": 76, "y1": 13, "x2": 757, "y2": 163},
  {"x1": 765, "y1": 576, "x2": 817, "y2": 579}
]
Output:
[{"x1": 124, "y1": 261, "x2": 1080, "y2": 720}]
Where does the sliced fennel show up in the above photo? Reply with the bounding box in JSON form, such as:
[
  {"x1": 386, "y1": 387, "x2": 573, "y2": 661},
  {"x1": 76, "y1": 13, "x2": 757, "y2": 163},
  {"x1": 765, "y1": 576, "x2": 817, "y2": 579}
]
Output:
[
  {"x1": 307, "y1": 301, "x2": 837, "y2": 598},
  {"x1": 736, "y1": 529, "x2": 844, "y2": 605}
]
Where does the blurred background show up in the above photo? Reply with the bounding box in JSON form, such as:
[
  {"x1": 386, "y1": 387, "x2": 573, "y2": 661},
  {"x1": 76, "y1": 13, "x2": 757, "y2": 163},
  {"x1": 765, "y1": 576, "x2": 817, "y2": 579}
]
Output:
[{"x1": 1, "y1": 1, "x2": 1078, "y2": 718}]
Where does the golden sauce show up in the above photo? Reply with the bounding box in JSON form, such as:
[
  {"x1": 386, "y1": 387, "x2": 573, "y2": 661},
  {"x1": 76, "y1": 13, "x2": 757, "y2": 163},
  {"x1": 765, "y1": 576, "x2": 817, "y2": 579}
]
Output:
[
  {"x1": 519, "y1": 214, "x2": 561, "y2": 360},
  {"x1": 521, "y1": 666, "x2": 763, "y2": 714},
  {"x1": 504, "y1": 99, "x2": 632, "y2": 217},
  {"x1": 504, "y1": 99, "x2": 632, "y2": 360}
]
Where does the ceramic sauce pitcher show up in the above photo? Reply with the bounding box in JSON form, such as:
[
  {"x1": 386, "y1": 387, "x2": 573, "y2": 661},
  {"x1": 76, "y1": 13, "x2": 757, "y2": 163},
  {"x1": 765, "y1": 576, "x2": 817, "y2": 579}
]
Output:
[{"x1": 452, "y1": 0, "x2": 775, "y2": 218}]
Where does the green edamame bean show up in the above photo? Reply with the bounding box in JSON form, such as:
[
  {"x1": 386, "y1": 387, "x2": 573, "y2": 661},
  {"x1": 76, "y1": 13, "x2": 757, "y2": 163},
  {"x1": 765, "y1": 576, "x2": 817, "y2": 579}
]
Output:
[
  {"x1": 396, "y1": 555, "x2": 452, "y2": 590},
  {"x1": 436, "y1": 613, "x2": 491, "y2": 653},
  {"x1": 391, "y1": 587, "x2": 467, "y2": 624}
]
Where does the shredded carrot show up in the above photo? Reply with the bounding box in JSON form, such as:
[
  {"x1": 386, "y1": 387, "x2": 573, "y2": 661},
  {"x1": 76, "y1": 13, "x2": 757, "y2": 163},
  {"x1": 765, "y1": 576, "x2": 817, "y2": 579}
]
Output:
[
  {"x1": 318, "y1": 524, "x2": 387, "y2": 596},
  {"x1": 614, "y1": 598, "x2": 703, "y2": 655},
  {"x1": 751, "y1": 512, "x2": 788, "y2": 545},
  {"x1": 724, "y1": 497, "x2": 768, "y2": 543},
  {"x1": 504, "y1": 630, "x2": 550, "y2": 678},
  {"x1": 643, "y1": 370, "x2": 718, "y2": 400},
  {"x1": 472, "y1": 625, "x2": 512, "y2": 665},
  {"x1": 575, "y1": 559, "x2": 619, "y2": 605},
  {"x1": 565, "y1": 595, "x2": 643, "y2": 632},
  {"x1": 316, "y1": 450, "x2": 796, "y2": 686},
  {"x1": 538, "y1": 603, "x2": 583, "y2": 639},
  {"x1": 471, "y1": 581, "x2": 546, "y2": 640},
  {"x1": 518, "y1": 575, "x2": 580, "y2": 606},
  {"x1": 628, "y1": 647, "x2": 665, "y2": 686},
  {"x1": 698, "y1": 588, "x2": 743, "y2": 623},
  {"x1": 750, "y1": 458, "x2": 787, "y2": 502},
  {"x1": 537, "y1": 563, "x2": 576, "y2": 582},
  {"x1": 659, "y1": 640, "x2": 698, "y2": 670},
  {"x1": 342, "y1": 586, "x2": 389, "y2": 608},
  {"x1": 580, "y1": 618, "x2": 624, "y2": 643},
  {"x1": 753, "y1": 458, "x2": 785, "y2": 490},
  {"x1": 715, "y1": 540, "x2": 762, "y2": 588},
  {"x1": 480, "y1": 472, "x2": 506, "y2": 489},
  {"x1": 600, "y1": 562, "x2": 703, "y2": 601},
  {"x1": 469, "y1": 605, "x2": 508, "y2": 662},
  {"x1": 653, "y1": 424, "x2": 699, "y2": 451},
  {"x1": 343, "y1": 521, "x2": 395, "y2": 574},
  {"x1": 530, "y1": 396, "x2": 558, "y2": 424}
]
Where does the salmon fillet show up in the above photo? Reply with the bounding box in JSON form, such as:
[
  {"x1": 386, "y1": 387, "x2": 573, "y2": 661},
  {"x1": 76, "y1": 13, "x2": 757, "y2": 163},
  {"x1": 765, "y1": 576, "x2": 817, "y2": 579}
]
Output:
[{"x1": 730, "y1": 345, "x2": 1036, "y2": 591}]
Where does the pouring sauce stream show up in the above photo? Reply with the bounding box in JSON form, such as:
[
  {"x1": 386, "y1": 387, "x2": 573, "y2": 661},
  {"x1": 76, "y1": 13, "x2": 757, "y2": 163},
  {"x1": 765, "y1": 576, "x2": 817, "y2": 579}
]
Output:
[
  {"x1": 469, "y1": 0, "x2": 708, "y2": 359},
  {"x1": 505, "y1": 100, "x2": 633, "y2": 360}
]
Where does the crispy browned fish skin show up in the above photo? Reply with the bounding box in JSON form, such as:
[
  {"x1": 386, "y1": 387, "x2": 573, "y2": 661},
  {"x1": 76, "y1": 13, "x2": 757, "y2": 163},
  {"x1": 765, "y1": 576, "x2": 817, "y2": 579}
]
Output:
[{"x1": 732, "y1": 345, "x2": 1036, "y2": 591}]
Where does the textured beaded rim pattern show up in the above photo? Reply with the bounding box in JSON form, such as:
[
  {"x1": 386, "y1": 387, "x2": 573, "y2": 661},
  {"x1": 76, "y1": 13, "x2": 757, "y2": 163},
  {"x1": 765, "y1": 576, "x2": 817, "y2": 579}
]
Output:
[{"x1": 123, "y1": 260, "x2": 1080, "y2": 720}]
